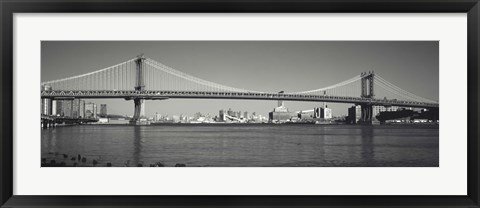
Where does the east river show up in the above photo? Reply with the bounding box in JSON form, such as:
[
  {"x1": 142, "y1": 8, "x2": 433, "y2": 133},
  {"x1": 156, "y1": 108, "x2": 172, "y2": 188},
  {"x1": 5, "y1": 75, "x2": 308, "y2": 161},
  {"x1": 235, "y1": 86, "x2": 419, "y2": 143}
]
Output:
[{"x1": 41, "y1": 124, "x2": 439, "y2": 167}]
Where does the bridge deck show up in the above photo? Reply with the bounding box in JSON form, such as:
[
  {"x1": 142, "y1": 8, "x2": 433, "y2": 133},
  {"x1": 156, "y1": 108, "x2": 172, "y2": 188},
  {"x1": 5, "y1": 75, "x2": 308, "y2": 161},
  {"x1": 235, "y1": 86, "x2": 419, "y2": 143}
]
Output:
[{"x1": 41, "y1": 90, "x2": 439, "y2": 108}]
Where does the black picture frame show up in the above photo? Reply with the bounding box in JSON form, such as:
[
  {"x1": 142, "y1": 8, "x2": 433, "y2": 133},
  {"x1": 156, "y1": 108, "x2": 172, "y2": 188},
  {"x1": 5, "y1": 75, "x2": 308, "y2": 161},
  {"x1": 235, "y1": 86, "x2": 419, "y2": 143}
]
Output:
[{"x1": 1, "y1": 0, "x2": 479, "y2": 207}]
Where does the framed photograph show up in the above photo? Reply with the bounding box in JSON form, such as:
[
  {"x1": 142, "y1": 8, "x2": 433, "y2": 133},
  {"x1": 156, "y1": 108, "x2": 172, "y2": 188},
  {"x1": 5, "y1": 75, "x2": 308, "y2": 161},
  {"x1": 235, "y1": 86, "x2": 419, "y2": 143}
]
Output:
[{"x1": 1, "y1": 0, "x2": 479, "y2": 207}]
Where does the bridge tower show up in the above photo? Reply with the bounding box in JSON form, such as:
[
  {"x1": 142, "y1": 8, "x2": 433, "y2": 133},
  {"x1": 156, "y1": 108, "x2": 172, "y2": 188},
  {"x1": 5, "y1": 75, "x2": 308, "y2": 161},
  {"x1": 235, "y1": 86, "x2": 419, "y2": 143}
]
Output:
[
  {"x1": 359, "y1": 71, "x2": 375, "y2": 124},
  {"x1": 130, "y1": 54, "x2": 147, "y2": 125}
]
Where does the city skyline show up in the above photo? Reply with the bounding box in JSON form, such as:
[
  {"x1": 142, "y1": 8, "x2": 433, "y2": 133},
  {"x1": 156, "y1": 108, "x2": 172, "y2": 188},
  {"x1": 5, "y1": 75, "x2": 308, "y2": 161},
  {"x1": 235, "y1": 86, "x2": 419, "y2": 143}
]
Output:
[
  {"x1": 51, "y1": 99, "x2": 270, "y2": 120},
  {"x1": 41, "y1": 41, "x2": 439, "y2": 117}
]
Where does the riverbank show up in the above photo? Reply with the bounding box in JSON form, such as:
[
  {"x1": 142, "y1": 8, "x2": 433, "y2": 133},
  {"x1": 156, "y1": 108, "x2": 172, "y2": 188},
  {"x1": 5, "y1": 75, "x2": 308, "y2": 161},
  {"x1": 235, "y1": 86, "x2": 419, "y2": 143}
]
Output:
[{"x1": 41, "y1": 152, "x2": 187, "y2": 167}]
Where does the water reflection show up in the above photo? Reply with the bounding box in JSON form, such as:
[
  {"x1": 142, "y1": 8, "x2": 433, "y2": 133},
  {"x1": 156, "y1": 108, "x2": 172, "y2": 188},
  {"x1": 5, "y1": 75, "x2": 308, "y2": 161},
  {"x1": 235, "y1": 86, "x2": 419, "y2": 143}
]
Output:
[
  {"x1": 132, "y1": 126, "x2": 143, "y2": 166},
  {"x1": 360, "y1": 126, "x2": 375, "y2": 164},
  {"x1": 41, "y1": 125, "x2": 439, "y2": 167}
]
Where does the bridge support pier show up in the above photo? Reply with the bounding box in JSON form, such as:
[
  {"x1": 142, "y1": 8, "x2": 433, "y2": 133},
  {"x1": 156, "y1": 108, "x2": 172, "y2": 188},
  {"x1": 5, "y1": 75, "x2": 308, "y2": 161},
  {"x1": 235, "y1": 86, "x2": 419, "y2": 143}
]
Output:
[
  {"x1": 130, "y1": 98, "x2": 146, "y2": 125},
  {"x1": 359, "y1": 104, "x2": 373, "y2": 125}
]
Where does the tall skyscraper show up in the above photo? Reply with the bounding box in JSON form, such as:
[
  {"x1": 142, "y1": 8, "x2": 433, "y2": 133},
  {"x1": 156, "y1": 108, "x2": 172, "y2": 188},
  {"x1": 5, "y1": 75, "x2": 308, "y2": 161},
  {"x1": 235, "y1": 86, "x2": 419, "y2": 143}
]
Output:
[
  {"x1": 79, "y1": 100, "x2": 85, "y2": 118},
  {"x1": 51, "y1": 100, "x2": 57, "y2": 116},
  {"x1": 72, "y1": 99, "x2": 81, "y2": 118}
]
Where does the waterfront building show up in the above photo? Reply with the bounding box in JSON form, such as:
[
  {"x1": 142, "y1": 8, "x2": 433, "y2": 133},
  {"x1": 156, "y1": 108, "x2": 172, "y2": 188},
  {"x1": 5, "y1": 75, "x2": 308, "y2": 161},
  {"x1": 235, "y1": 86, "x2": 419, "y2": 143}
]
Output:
[
  {"x1": 51, "y1": 100, "x2": 57, "y2": 116},
  {"x1": 79, "y1": 100, "x2": 85, "y2": 118},
  {"x1": 62, "y1": 100, "x2": 73, "y2": 118},
  {"x1": 373, "y1": 106, "x2": 399, "y2": 117},
  {"x1": 72, "y1": 99, "x2": 82, "y2": 118},
  {"x1": 100, "y1": 104, "x2": 107, "y2": 117},
  {"x1": 55, "y1": 100, "x2": 64, "y2": 116},
  {"x1": 298, "y1": 111, "x2": 314, "y2": 120},
  {"x1": 321, "y1": 107, "x2": 333, "y2": 119},
  {"x1": 347, "y1": 105, "x2": 362, "y2": 124},
  {"x1": 313, "y1": 108, "x2": 320, "y2": 118},
  {"x1": 84, "y1": 102, "x2": 97, "y2": 118},
  {"x1": 109, "y1": 117, "x2": 129, "y2": 124},
  {"x1": 269, "y1": 103, "x2": 296, "y2": 122},
  {"x1": 41, "y1": 85, "x2": 52, "y2": 115}
]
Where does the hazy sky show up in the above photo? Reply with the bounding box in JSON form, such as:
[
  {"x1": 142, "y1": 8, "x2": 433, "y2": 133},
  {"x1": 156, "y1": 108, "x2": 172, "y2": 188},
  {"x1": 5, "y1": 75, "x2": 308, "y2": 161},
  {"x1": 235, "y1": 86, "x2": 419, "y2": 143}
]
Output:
[{"x1": 41, "y1": 41, "x2": 439, "y2": 117}]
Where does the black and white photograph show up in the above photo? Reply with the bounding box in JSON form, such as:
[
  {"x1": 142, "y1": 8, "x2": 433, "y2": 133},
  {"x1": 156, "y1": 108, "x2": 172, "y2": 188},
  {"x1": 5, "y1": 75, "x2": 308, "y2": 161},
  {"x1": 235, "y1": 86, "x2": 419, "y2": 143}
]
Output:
[{"x1": 40, "y1": 41, "x2": 439, "y2": 167}]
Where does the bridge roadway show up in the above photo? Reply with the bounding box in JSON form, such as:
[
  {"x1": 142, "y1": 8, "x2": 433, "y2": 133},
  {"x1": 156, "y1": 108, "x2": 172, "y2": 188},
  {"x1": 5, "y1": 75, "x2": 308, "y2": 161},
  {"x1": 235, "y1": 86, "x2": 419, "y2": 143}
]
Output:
[{"x1": 41, "y1": 90, "x2": 439, "y2": 109}]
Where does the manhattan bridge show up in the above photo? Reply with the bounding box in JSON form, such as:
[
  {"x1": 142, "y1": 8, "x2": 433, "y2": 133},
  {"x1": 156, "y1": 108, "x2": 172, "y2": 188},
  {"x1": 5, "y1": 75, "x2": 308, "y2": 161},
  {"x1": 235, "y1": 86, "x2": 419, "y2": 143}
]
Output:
[{"x1": 41, "y1": 54, "x2": 439, "y2": 125}]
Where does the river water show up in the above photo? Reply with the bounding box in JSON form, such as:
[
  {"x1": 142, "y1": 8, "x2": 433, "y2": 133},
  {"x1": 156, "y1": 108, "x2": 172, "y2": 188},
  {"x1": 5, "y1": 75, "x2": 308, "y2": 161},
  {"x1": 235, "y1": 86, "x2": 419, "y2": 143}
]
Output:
[{"x1": 41, "y1": 124, "x2": 439, "y2": 167}]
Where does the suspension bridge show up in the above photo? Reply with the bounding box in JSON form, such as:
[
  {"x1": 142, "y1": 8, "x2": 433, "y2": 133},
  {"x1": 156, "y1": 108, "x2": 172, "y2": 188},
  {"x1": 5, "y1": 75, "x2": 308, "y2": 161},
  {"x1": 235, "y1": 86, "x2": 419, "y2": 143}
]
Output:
[{"x1": 41, "y1": 54, "x2": 439, "y2": 124}]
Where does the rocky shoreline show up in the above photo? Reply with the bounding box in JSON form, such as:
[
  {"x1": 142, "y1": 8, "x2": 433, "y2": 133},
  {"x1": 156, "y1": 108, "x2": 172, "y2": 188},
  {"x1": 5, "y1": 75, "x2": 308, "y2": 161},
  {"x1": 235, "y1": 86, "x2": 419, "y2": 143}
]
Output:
[{"x1": 41, "y1": 152, "x2": 186, "y2": 167}]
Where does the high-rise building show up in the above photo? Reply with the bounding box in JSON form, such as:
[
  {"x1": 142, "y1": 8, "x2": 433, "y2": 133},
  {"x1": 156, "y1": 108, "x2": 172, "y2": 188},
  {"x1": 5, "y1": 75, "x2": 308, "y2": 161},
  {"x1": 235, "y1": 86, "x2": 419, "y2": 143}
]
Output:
[
  {"x1": 84, "y1": 102, "x2": 97, "y2": 118},
  {"x1": 244, "y1": 111, "x2": 248, "y2": 119},
  {"x1": 72, "y1": 99, "x2": 82, "y2": 118},
  {"x1": 51, "y1": 100, "x2": 57, "y2": 116},
  {"x1": 41, "y1": 85, "x2": 52, "y2": 115},
  {"x1": 100, "y1": 104, "x2": 107, "y2": 117},
  {"x1": 41, "y1": 98, "x2": 52, "y2": 115},
  {"x1": 79, "y1": 100, "x2": 85, "y2": 118},
  {"x1": 62, "y1": 100, "x2": 73, "y2": 118},
  {"x1": 348, "y1": 105, "x2": 362, "y2": 124},
  {"x1": 313, "y1": 107, "x2": 320, "y2": 118},
  {"x1": 55, "y1": 100, "x2": 64, "y2": 116},
  {"x1": 140, "y1": 100, "x2": 145, "y2": 118},
  {"x1": 219, "y1": 110, "x2": 225, "y2": 122},
  {"x1": 322, "y1": 107, "x2": 332, "y2": 119}
]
